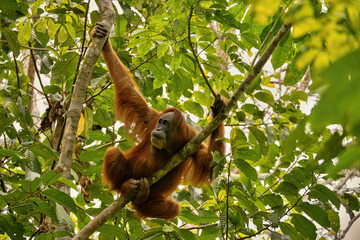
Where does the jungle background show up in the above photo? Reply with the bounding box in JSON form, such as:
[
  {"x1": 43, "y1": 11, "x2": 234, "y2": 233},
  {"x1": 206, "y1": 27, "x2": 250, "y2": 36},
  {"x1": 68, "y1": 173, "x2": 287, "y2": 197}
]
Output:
[{"x1": 0, "y1": 0, "x2": 360, "y2": 239}]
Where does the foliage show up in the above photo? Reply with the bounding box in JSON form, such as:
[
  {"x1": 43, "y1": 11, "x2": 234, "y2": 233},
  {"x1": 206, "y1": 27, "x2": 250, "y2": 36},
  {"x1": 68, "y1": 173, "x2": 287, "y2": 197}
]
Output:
[{"x1": 0, "y1": 0, "x2": 360, "y2": 239}]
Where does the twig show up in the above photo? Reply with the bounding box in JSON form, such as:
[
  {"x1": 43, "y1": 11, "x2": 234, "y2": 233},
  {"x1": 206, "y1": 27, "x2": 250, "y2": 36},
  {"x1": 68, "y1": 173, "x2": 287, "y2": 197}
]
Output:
[
  {"x1": 13, "y1": 53, "x2": 22, "y2": 97},
  {"x1": 338, "y1": 212, "x2": 360, "y2": 239},
  {"x1": 130, "y1": 53, "x2": 157, "y2": 71},
  {"x1": 226, "y1": 156, "x2": 232, "y2": 240},
  {"x1": 85, "y1": 82, "x2": 111, "y2": 105},
  {"x1": 29, "y1": 43, "x2": 51, "y2": 106},
  {"x1": 28, "y1": 82, "x2": 44, "y2": 95},
  {"x1": 72, "y1": 0, "x2": 91, "y2": 88},
  {"x1": 185, "y1": 223, "x2": 218, "y2": 230},
  {"x1": 93, "y1": 139, "x2": 126, "y2": 151},
  {"x1": 335, "y1": 169, "x2": 359, "y2": 191},
  {"x1": 239, "y1": 227, "x2": 270, "y2": 239},
  {"x1": 124, "y1": 18, "x2": 142, "y2": 37},
  {"x1": 250, "y1": 3, "x2": 290, "y2": 67},
  {"x1": 187, "y1": 4, "x2": 216, "y2": 98},
  {"x1": 20, "y1": 45, "x2": 48, "y2": 51}
]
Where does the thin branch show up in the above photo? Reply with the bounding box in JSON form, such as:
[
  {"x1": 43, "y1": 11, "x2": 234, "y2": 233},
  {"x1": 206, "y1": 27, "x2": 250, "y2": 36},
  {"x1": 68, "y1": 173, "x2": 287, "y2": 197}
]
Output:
[
  {"x1": 72, "y1": 0, "x2": 91, "y2": 88},
  {"x1": 130, "y1": 53, "x2": 157, "y2": 71},
  {"x1": 185, "y1": 223, "x2": 218, "y2": 230},
  {"x1": 250, "y1": 3, "x2": 290, "y2": 67},
  {"x1": 93, "y1": 139, "x2": 126, "y2": 151},
  {"x1": 20, "y1": 45, "x2": 48, "y2": 51},
  {"x1": 338, "y1": 212, "x2": 360, "y2": 239},
  {"x1": 29, "y1": 43, "x2": 51, "y2": 106},
  {"x1": 13, "y1": 53, "x2": 22, "y2": 97},
  {"x1": 73, "y1": 22, "x2": 292, "y2": 240},
  {"x1": 28, "y1": 82, "x2": 44, "y2": 95},
  {"x1": 239, "y1": 227, "x2": 270, "y2": 240},
  {"x1": 187, "y1": 4, "x2": 216, "y2": 98},
  {"x1": 85, "y1": 82, "x2": 111, "y2": 105},
  {"x1": 124, "y1": 18, "x2": 142, "y2": 37},
  {"x1": 226, "y1": 156, "x2": 232, "y2": 240}
]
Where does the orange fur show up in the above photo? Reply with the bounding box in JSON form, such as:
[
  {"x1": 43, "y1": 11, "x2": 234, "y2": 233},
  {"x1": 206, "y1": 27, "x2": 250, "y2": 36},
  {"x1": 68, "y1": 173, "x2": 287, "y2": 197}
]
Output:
[{"x1": 98, "y1": 33, "x2": 225, "y2": 220}]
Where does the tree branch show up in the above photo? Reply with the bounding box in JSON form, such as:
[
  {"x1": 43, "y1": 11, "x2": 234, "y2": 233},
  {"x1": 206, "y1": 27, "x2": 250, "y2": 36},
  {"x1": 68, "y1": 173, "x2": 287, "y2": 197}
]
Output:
[
  {"x1": 338, "y1": 212, "x2": 360, "y2": 239},
  {"x1": 187, "y1": 4, "x2": 216, "y2": 98},
  {"x1": 73, "y1": 22, "x2": 292, "y2": 239},
  {"x1": 29, "y1": 44, "x2": 51, "y2": 106},
  {"x1": 53, "y1": 0, "x2": 115, "y2": 237}
]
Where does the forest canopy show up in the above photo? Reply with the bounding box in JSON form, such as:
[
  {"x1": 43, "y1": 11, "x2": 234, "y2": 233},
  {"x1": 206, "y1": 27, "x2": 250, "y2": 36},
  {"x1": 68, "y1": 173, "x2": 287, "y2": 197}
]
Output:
[{"x1": 0, "y1": 0, "x2": 360, "y2": 239}]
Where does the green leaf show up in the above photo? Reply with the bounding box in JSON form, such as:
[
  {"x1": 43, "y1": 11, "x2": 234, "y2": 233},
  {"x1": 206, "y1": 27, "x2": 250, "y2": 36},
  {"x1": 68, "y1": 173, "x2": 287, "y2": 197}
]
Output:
[
  {"x1": 199, "y1": 225, "x2": 220, "y2": 240},
  {"x1": 26, "y1": 150, "x2": 42, "y2": 174},
  {"x1": 260, "y1": 194, "x2": 283, "y2": 208},
  {"x1": 193, "y1": 91, "x2": 211, "y2": 107},
  {"x1": 18, "y1": 20, "x2": 32, "y2": 45},
  {"x1": 249, "y1": 126, "x2": 267, "y2": 153},
  {"x1": 327, "y1": 209, "x2": 340, "y2": 232},
  {"x1": 57, "y1": 25, "x2": 68, "y2": 43},
  {"x1": 300, "y1": 202, "x2": 330, "y2": 228},
  {"x1": 342, "y1": 193, "x2": 360, "y2": 211},
  {"x1": 138, "y1": 39, "x2": 153, "y2": 57},
  {"x1": 2, "y1": 29, "x2": 20, "y2": 56},
  {"x1": 20, "y1": 177, "x2": 41, "y2": 193},
  {"x1": 291, "y1": 213, "x2": 317, "y2": 240},
  {"x1": 275, "y1": 182, "x2": 299, "y2": 198},
  {"x1": 280, "y1": 222, "x2": 303, "y2": 240},
  {"x1": 57, "y1": 177, "x2": 78, "y2": 190},
  {"x1": 241, "y1": 104, "x2": 259, "y2": 115},
  {"x1": 31, "y1": 0, "x2": 43, "y2": 16},
  {"x1": 144, "y1": 60, "x2": 171, "y2": 88},
  {"x1": 84, "y1": 107, "x2": 93, "y2": 139},
  {"x1": 98, "y1": 224, "x2": 127, "y2": 238},
  {"x1": 0, "y1": 214, "x2": 25, "y2": 240},
  {"x1": 51, "y1": 52, "x2": 80, "y2": 84},
  {"x1": 233, "y1": 190, "x2": 257, "y2": 214},
  {"x1": 44, "y1": 85, "x2": 62, "y2": 94},
  {"x1": 272, "y1": 32, "x2": 292, "y2": 70},
  {"x1": 55, "y1": 203, "x2": 75, "y2": 230},
  {"x1": 171, "y1": 53, "x2": 183, "y2": 71},
  {"x1": 289, "y1": 91, "x2": 308, "y2": 102},
  {"x1": 115, "y1": 15, "x2": 127, "y2": 37},
  {"x1": 255, "y1": 91, "x2": 274, "y2": 105},
  {"x1": 328, "y1": 148, "x2": 360, "y2": 177},
  {"x1": 43, "y1": 188, "x2": 77, "y2": 213},
  {"x1": 42, "y1": 170, "x2": 62, "y2": 186},
  {"x1": 0, "y1": 0, "x2": 19, "y2": 19},
  {"x1": 138, "y1": 228, "x2": 163, "y2": 240},
  {"x1": 65, "y1": 24, "x2": 76, "y2": 41},
  {"x1": 0, "y1": 149, "x2": 21, "y2": 161},
  {"x1": 48, "y1": 20, "x2": 60, "y2": 39},
  {"x1": 178, "y1": 209, "x2": 218, "y2": 225},
  {"x1": 157, "y1": 42, "x2": 169, "y2": 59},
  {"x1": 35, "y1": 20, "x2": 47, "y2": 33},
  {"x1": 236, "y1": 148, "x2": 261, "y2": 162},
  {"x1": 310, "y1": 49, "x2": 360, "y2": 135},
  {"x1": 184, "y1": 101, "x2": 204, "y2": 117},
  {"x1": 30, "y1": 199, "x2": 58, "y2": 223},
  {"x1": 283, "y1": 167, "x2": 307, "y2": 189},
  {"x1": 284, "y1": 52, "x2": 307, "y2": 86},
  {"x1": 234, "y1": 157, "x2": 257, "y2": 181},
  {"x1": 177, "y1": 229, "x2": 196, "y2": 240},
  {"x1": 31, "y1": 142, "x2": 59, "y2": 162},
  {"x1": 308, "y1": 184, "x2": 340, "y2": 209}
]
